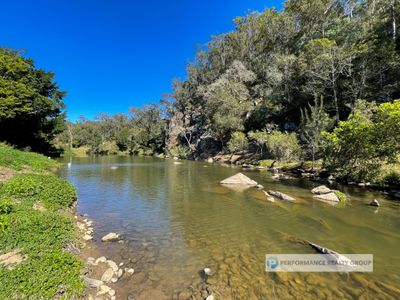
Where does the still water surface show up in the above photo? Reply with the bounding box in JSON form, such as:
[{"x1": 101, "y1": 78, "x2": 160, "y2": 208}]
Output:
[{"x1": 59, "y1": 156, "x2": 400, "y2": 300}]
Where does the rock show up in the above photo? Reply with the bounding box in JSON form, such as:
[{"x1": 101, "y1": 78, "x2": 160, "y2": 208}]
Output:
[
  {"x1": 107, "y1": 260, "x2": 119, "y2": 272},
  {"x1": 97, "y1": 285, "x2": 111, "y2": 296},
  {"x1": 110, "y1": 166, "x2": 118, "y2": 170},
  {"x1": 220, "y1": 173, "x2": 258, "y2": 186},
  {"x1": 101, "y1": 232, "x2": 120, "y2": 242},
  {"x1": 173, "y1": 161, "x2": 183, "y2": 165},
  {"x1": 255, "y1": 184, "x2": 264, "y2": 190},
  {"x1": 308, "y1": 241, "x2": 354, "y2": 269},
  {"x1": 83, "y1": 277, "x2": 102, "y2": 288},
  {"x1": 242, "y1": 163, "x2": 254, "y2": 169},
  {"x1": 108, "y1": 289, "x2": 116, "y2": 297},
  {"x1": 0, "y1": 249, "x2": 24, "y2": 268},
  {"x1": 119, "y1": 262, "x2": 124, "y2": 267},
  {"x1": 204, "y1": 267, "x2": 213, "y2": 276},
  {"x1": 263, "y1": 191, "x2": 275, "y2": 202},
  {"x1": 101, "y1": 268, "x2": 114, "y2": 282},
  {"x1": 111, "y1": 277, "x2": 118, "y2": 283},
  {"x1": 117, "y1": 268, "x2": 123, "y2": 278},
  {"x1": 207, "y1": 158, "x2": 214, "y2": 163},
  {"x1": 370, "y1": 199, "x2": 380, "y2": 207},
  {"x1": 95, "y1": 256, "x2": 107, "y2": 264},
  {"x1": 32, "y1": 202, "x2": 46, "y2": 212},
  {"x1": 311, "y1": 185, "x2": 331, "y2": 195},
  {"x1": 313, "y1": 192, "x2": 339, "y2": 203},
  {"x1": 206, "y1": 295, "x2": 215, "y2": 300},
  {"x1": 268, "y1": 190, "x2": 295, "y2": 201},
  {"x1": 87, "y1": 257, "x2": 95, "y2": 265},
  {"x1": 83, "y1": 234, "x2": 93, "y2": 241}
]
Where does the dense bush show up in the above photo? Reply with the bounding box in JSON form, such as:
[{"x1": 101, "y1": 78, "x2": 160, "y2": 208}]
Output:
[
  {"x1": 323, "y1": 100, "x2": 400, "y2": 181},
  {"x1": 265, "y1": 131, "x2": 301, "y2": 162},
  {"x1": 227, "y1": 131, "x2": 248, "y2": 153}
]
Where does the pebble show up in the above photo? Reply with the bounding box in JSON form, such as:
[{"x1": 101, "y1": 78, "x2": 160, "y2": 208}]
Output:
[
  {"x1": 83, "y1": 234, "x2": 93, "y2": 241},
  {"x1": 95, "y1": 256, "x2": 107, "y2": 264},
  {"x1": 204, "y1": 268, "x2": 212, "y2": 276},
  {"x1": 101, "y1": 268, "x2": 114, "y2": 282},
  {"x1": 107, "y1": 260, "x2": 119, "y2": 272},
  {"x1": 97, "y1": 285, "x2": 111, "y2": 296},
  {"x1": 126, "y1": 268, "x2": 134, "y2": 274},
  {"x1": 108, "y1": 289, "x2": 116, "y2": 296}
]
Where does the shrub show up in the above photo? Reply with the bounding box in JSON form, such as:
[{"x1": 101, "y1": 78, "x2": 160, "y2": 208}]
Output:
[
  {"x1": 2, "y1": 174, "x2": 77, "y2": 210},
  {"x1": 0, "y1": 198, "x2": 14, "y2": 214},
  {"x1": 227, "y1": 131, "x2": 248, "y2": 153},
  {"x1": 265, "y1": 131, "x2": 301, "y2": 162}
]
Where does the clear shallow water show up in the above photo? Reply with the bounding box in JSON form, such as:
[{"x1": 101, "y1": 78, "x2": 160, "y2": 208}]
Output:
[{"x1": 59, "y1": 156, "x2": 400, "y2": 300}]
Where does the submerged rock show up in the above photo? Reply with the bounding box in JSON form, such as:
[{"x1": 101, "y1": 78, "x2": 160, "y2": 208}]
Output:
[
  {"x1": 255, "y1": 184, "x2": 264, "y2": 190},
  {"x1": 220, "y1": 173, "x2": 258, "y2": 186},
  {"x1": 263, "y1": 191, "x2": 275, "y2": 202},
  {"x1": 83, "y1": 277, "x2": 102, "y2": 288},
  {"x1": 311, "y1": 185, "x2": 331, "y2": 195},
  {"x1": 370, "y1": 199, "x2": 380, "y2": 207},
  {"x1": 313, "y1": 192, "x2": 339, "y2": 203},
  {"x1": 101, "y1": 232, "x2": 120, "y2": 242},
  {"x1": 268, "y1": 190, "x2": 295, "y2": 201}
]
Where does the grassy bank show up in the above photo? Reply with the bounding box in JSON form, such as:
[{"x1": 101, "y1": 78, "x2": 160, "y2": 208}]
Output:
[{"x1": 0, "y1": 143, "x2": 84, "y2": 299}]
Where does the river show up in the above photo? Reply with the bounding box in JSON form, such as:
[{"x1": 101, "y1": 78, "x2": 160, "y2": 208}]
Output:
[{"x1": 59, "y1": 156, "x2": 400, "y2": 300}]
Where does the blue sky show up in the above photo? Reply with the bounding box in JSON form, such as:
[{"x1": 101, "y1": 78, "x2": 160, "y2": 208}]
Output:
[{"x1": 1, "y1": 0, "x2": 282, "y2": 121}]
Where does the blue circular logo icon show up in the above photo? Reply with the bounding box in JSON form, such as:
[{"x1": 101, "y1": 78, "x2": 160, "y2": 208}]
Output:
[{"x1": 266, "y1": 256, "x2": 279, "y2": 270}]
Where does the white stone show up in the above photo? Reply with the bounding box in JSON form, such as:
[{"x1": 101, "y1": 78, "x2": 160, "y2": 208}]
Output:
[
  {"x1": 101, "y1": 268, "x2": 114, "y2": 282},
  {"x1": 311, "y1": 185, "x2": 331, "y2": 195},
  {"x1": 107, "y1": 260, "x2": 119, "y2": 272},
  {"x1": 95, "y1": 256, "x2": 107, "y2": 264},
  {"x1": 206, "y1": 295, "x2": 215, "y2": 300},
  {"x1": 101, "y1": 232, "x2": 120, "y2": 242},
  {"x1": 97, "y1": 285, "x2": 111, "y2": 296}
]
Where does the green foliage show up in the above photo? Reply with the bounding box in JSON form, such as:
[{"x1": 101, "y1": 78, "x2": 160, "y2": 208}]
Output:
[
  {"x1": 168, "y1": 145, "x2": 190, "y2": 158},
  {"x1": 2, "y1": 174, "x2": 77, "y2": 210},
  {"x1": 227, "y1": 131, "x2": 248, "y2": 153},
  {"x1": 0, "y1": 143, "x2": 58, "y2": 172},
  {"x1": 0, "y1": 48, "x2": 66, "y2": 155},
  {"x1": 323, "y1": 100, "x2": 400, "y2": 181},
  {"x1": 0, "y1": 198, "x2": 14, "y2": 214},
  {"x1": 0, "y1": 147, "x2": 83, "y2": 298},
  {"x1": 300, "y1": 97, "x2": 332, "y2": 168},
  {"x1": 248, "y1": 130, "x2": 269, "y2": 156},
  {"x1": 265, "y1": 131, "x2": 301, "y2": 162}
]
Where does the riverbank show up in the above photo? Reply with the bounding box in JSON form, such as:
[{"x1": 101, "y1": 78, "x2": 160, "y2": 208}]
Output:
[{"x1": 0, "y1": 144, "x2": 85, "y2": 298}]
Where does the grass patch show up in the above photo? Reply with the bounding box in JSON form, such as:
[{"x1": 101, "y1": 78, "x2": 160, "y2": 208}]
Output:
[
  {"x1": 0, "y1": 143, "x2": 58, "y2": 172},
  {"x1": 1, "y1": 174, "x2": 77, "y2": 210},
  {"x1": 0, "y1": 146, "x2": 84, "y2": 299}
]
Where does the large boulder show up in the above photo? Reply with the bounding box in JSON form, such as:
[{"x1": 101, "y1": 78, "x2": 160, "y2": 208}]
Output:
[
  {"x1": 311, "y1": 185, "x2": 331, "y2": 195},
  {"x1": 313, "y1": 192, "x2": 339, "y2": 203},
  {"x1": 268, "y1": 190, "x2": 295, "y2": 201},
  {"x1": 220, "y1": 173, "x2": 258, "y2": 186}
]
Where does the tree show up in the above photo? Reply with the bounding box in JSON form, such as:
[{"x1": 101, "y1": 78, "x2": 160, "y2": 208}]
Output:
[
  {"x1": 0, "y1": 48, "x2": 66, "y2": 155},
  {"x1": 300, "y1": 97, "x2": 332, "y2": 169},
  {"x1": 300, "y1": 38, "x2": 351, "y2": 124},
  {"x1": 323, "y1": 100, "x2": 400, "y2": 181}
]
